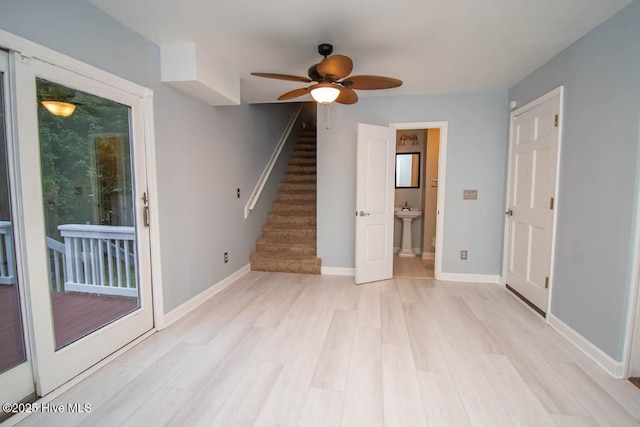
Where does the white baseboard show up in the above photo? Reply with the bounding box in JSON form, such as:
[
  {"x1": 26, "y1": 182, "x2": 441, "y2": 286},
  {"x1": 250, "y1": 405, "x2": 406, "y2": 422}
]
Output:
[
  {"x1": 548, "y1": 314, "x2": 625, "y2": 379},
  {"x1": 162, "y1": 264, "x2": 251, "y2": 328},
  {"x1": 321, "y1": 266, "x2": 355, "y2": 276},
  {"x1": 422, "y1": 252, "x2": 435, "y2": 260},
  {"x1": 437, "y1": 272, "x2": 500, "y2": 284}
]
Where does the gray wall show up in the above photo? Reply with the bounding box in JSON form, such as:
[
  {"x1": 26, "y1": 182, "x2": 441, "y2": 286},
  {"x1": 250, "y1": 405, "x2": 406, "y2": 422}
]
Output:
[
  {"x1": 509, "y1": 0, "x2": 640, "y2": 361},
  {"x1": 0, "y1": 0, "x2": 298, "y2": 313},
  {"x1": 317, "y1": 91, "x2": 508, "y2": 274}
]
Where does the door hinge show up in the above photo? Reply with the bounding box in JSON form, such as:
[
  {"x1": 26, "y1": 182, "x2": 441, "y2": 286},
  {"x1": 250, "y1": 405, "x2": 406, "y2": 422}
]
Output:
[
  {"x1": 545, "y1": 276, "x2": 549, "y2": 289},
  {"x1": 550, "y1": 197, "x2": 554, "y2": 209},
  {"x1": 554, "y1": 114, "x2": 559, "y2": 127}
]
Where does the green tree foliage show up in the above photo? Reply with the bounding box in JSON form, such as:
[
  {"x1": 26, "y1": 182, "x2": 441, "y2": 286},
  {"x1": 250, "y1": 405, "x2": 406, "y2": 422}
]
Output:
[{"x1": 37, "y1": 78, "x2": 132, "y2": 239}]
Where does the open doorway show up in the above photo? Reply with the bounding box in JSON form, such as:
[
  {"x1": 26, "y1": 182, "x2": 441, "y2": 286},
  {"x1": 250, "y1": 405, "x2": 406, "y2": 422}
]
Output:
[{"x1": 390, "y1": 122, "x2": 447, "y2": 279}]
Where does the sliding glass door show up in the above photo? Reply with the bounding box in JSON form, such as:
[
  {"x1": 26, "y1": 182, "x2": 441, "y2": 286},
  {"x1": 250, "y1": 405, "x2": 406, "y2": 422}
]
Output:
[
  {"x1": 0, "y1": 50, "x2": 36, "y2": 414},
  {"x1": 7, "y1": 53, "x2": 154, "y2": 396}
]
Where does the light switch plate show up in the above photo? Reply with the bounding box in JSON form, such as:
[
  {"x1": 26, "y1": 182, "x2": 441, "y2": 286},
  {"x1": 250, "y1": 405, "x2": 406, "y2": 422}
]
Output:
[{"x1": 463, "y1": 190, "x2": 478, "y2": 200}]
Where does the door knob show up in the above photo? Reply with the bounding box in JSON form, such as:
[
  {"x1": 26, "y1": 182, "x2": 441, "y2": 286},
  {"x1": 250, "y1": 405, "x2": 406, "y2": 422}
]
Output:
[
  {"x1": 359, "y1": 211, "x2": 370, "y2": 216},
  {"x1": 505, "y1": 208, "x2": 513, "y2": 217}
]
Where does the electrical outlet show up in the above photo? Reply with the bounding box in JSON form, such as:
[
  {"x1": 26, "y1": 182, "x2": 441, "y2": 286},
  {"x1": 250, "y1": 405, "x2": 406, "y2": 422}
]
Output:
[
  {"x1": 237, "y1": 188, "x2": 240, "y2": 198},
  {"x1": 224, "y1": 252, "x2": 229, "y2": 263},
  {"x1": 460, "y1": 250, "x2": 468, "y2": 260}
]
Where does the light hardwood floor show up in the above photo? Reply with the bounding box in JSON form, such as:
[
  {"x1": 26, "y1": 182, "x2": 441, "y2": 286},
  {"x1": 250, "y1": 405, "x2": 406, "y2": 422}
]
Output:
[
  {"x1": 13, "y1": 272, "x2": 640, "y2": 426},
  {"x1": 393, "y1": 255, "x2": 434, "y2": 278}
]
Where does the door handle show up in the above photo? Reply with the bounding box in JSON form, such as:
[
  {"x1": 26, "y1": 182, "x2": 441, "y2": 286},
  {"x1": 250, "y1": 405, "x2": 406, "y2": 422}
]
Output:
[
  {"x1": 505, "y1": 208, "x2": 513, "y2": 217},
  {"x1": 143, "y1": 206, "x2": 150, "y2": 227},
  {"x1": 358, "y1": 211, "x2": 370, "y2": 217}
]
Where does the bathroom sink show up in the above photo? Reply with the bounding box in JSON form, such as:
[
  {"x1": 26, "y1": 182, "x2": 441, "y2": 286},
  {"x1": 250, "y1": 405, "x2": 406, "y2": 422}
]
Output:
[
  {"x1": 394, "y1": 209, "x2": 422, "y2": 219},
  {"x1": 395, "y1": 209, "x2": 422, "y2": 257}
]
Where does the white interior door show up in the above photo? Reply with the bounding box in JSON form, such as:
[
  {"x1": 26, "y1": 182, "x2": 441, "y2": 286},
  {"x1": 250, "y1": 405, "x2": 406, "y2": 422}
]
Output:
[
  {"x1": 0, "y1": 50, "x2": 36, "y2": 410},
  {"x1": 355, "y1": 123, "x2": 395, "y2": 284},
  {"x1": 505, "y1": 90, "x2": 561, "y2": 314},
  {"x1": 13, "y1": 54, "x2": 154, "y2": 395}
]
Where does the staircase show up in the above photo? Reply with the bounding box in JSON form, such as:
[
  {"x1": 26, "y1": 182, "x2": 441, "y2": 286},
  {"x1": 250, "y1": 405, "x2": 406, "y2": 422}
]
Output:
[{"x1": 249, "y1": 129, "x2": 321, "y2": 274}]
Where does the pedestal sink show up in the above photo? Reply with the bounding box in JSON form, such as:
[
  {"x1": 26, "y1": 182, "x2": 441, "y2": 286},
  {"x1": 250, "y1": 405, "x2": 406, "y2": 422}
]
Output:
[{"x1": 395, "y1": 209, "x2": 422, "y2": 257}]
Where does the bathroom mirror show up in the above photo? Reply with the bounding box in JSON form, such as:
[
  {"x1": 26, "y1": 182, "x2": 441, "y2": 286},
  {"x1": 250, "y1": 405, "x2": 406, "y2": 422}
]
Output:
[{"x1": 395, "y1": 152, "x2": 421, "y2": 188}]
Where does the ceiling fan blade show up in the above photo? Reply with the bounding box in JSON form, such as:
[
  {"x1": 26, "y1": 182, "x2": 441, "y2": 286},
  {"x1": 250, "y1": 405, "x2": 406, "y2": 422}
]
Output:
[
  {"x1": 342, "y1": 75, "x2": 402, "y2": 90},
  {"x1": 317, "y1": 55, "x2": 353, "y2": 80},
  {"x1": 277, "y1": 87, "x2": 310, "y2": 101},
  {"x1": 336, "y1": 88, "x2": 358, "y2": 105},
  {"x1": 251, "y1": 73, "x2": 312, "y2": 83}
]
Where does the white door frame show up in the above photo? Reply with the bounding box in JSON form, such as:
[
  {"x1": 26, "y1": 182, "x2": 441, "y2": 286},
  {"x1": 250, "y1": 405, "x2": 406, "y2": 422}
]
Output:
[
  {"x1": 622, "y1": 107, "x2": 640, "y2": 378},
  {"x1": 0, "y1": 29, "x2": 165, "y2": 393},
  {"x1": 390, "y1": 121, "x2": 448, "y2": 279},
  {"x1": 501, "y1": 86, "x2": 564, "y2": 319}
]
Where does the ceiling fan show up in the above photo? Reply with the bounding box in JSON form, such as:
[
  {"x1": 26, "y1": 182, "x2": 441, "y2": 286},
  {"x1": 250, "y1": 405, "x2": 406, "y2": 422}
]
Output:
[{"x1": 251, "y1": 43, "x2": 402, "y2": 105}]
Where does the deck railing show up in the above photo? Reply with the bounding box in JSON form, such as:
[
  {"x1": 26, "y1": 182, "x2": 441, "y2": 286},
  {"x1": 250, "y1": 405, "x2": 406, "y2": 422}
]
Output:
[
  {"x1": 0, "y1": 223, "x2": 136, "y2": 297},
  {"x1": 0, "y1": 221, "x2": 16, "y2": 285},
  {"x1": 46, "y1": 236, "x2": 66, "y2": 292},
  {"x1": 58, "y1": 224, "x2": 137, "y2": 298}
]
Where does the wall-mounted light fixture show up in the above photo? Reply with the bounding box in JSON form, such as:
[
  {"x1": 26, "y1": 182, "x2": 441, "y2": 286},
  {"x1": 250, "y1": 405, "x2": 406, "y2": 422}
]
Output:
[
  {"x1": 41, "y1": 101, "x2": 76, "y2": 117},
  {"x1": 399, "y1": 132, "x2": 419, "y2": 146}
]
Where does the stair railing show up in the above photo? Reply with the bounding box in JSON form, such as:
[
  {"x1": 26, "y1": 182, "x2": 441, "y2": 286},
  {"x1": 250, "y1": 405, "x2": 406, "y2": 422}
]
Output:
[{"x1": 244, "y1": 104, "x2": 303, "y2": 219}]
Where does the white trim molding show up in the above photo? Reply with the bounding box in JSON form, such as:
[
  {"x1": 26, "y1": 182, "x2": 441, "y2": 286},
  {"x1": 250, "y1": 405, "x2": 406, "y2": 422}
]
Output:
[
  {"x1": 321, "y1": 266, "x2": 356, "y2": 276},
  {"x1": 548, "y1": 314, "x2": 625, "y2": 379},
  {"x1": 437, "y1": 273, "x2": 500, "y2": 284},
  {"x1": 162, "y1": 264, "x2": 251, "y2": 328}
]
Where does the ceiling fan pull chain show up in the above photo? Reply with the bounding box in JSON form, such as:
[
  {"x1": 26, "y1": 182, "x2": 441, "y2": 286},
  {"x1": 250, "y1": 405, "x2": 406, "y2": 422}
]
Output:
[{"x1": 325, "y1": 103, "x2": 331, "y2": 129}]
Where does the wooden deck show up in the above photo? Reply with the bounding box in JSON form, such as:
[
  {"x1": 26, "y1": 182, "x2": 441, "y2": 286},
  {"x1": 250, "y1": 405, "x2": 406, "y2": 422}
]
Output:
[
  {"x1": 0, "y1": 285, "x2": 26, "y2": 373},
  {"x1": 0, "y1": 285, "x2": 138, "y2": 373},
  {"x1": 51, "y1": 291, "x2": 138, "y2": 349}
]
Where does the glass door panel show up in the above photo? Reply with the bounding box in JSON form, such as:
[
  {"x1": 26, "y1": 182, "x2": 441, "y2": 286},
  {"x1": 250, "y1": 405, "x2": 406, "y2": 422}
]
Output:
[
  {"x1": 37, "y1": 78, "x2": 140, "y2": 350},
  {"x1": 0, "y1": 65, "x2": 25, "y2": 374},
  {"x1": 14, "y1": 54, "x2": 153, "y2": 395},
  {"x1": 0, "y1": 50, "x2": 35, "y2": 414}
]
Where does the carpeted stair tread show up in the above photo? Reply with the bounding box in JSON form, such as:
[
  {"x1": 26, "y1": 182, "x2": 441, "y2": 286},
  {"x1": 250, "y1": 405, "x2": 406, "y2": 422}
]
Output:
[
  {"x1": 282, "y1": 173, "x2": 316, "y2": 183},
  {"x1": 261, "y1": 226, "x2": 316, "y2": 241},
  {"x1": 250, "y1": 256, "x2": 321, "y2": 274},
  {"x1": 291, "y1": 150, "x2": 316, "y2": 158},
  {"x1": 276, "y1": 192, "x2": 316, "y2": 202},
  {"x1": 287, "y1": 165, "x2": 316, "y2": 174},
  {"x1": 256, "y1": 238, "x2": 316, "y2": 252},
  {"x1": 289, "y1": 158, "x2": 316, "y2": 166},
  {"x1": 271, "y1": 202, "x2": 315, "y2": 214},
  {"x1": 279, "y1": 182, "x2": 316, "y2": 192},
  {"x1": 267, "y1": 213, "x2": 316, "y2": 226},
  {"x1": 293, "y1": 143, "x2": 316, "y2": 148}
]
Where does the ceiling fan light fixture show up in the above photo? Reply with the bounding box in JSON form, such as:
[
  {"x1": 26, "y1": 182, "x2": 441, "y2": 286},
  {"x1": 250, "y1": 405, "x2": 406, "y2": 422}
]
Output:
[
  {"x1": 41, "y1": 100, "x2": 76, "y2": 117},
  {"x1": 310, "y1": 85, "x2": 340, "y2": 104}
]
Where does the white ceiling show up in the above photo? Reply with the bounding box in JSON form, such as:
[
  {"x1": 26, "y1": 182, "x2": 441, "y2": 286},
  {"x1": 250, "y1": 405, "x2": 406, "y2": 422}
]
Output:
[{"x1": 90, "y1": 0, "x2": 632, "y2": 104}]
